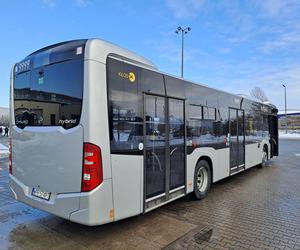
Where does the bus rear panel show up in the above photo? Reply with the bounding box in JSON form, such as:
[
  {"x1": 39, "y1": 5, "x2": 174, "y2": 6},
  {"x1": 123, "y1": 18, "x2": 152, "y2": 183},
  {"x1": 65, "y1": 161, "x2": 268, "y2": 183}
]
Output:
[{"x1": 10, "y1": 40, "x2": 115, "y2": 225}]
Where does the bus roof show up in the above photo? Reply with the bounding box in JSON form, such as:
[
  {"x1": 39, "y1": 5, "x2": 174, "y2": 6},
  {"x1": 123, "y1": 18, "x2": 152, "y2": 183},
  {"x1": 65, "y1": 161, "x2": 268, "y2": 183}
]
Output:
[{"x1": 86, "y1": 38, "x2": 157, "y2": 70}]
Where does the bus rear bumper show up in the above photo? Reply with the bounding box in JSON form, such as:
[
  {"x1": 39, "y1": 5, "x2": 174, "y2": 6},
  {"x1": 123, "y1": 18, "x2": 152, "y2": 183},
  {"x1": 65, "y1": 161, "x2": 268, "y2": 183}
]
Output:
[
  {"x1": 69, "y1": 179, "x2": 114, "y2": 226},
  {"x1": 9, "y1": 175, "x2": 114, "y2": 226},
  {"x1": 9, "y1": 174, "x2": 80, "y2": 220}
]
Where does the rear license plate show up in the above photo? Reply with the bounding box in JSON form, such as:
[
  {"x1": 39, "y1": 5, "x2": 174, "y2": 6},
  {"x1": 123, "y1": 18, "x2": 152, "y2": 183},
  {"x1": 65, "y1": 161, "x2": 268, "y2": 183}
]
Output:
[{"x1": 32, "y1": 188, "x2": 51, "y2": 201}]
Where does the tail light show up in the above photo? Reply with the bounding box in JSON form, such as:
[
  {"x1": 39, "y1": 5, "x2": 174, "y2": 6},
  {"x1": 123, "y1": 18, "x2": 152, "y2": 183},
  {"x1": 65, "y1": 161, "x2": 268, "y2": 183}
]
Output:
[
  {"x1": 81, "y1": 143, "x2": 103, "y2": 192},
  {"x1": 9, "y1": 137, "x2": 12, "y2": 174}
]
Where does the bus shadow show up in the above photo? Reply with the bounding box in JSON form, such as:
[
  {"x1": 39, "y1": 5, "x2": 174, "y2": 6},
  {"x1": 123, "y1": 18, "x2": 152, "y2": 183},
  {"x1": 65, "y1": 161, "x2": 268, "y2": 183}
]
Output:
[
  {"x1": 158, "y1": 161, "x2": 277, "y2": 216},
  {"x1": 8, "y1": 206, "x2": 194, "y2": 249}
]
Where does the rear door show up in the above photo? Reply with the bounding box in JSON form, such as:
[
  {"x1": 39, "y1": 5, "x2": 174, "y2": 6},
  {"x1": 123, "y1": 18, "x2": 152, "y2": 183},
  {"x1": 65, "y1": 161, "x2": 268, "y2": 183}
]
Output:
[
  {"x1": 169, "y1": 98, "x2": 185, "y2": 190},
  {"x1": 229, "y1": 108, "x2": 238, "y2": 169},
  {"x1": 12, "y1": 40, "x2": 86, "y2": 194},
  {"x1": 229, "y1": 108, "x2": 245, "y2": 174},
  {"x1": 237, "y1": 110, "x2": 245, "y2": 167}
]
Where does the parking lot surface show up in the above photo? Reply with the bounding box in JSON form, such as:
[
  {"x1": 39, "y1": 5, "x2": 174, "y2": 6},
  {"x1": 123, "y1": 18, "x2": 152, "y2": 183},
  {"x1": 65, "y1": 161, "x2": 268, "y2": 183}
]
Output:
[{"x1": 1, "y1": 137, "x2": 300, "y2": 249}]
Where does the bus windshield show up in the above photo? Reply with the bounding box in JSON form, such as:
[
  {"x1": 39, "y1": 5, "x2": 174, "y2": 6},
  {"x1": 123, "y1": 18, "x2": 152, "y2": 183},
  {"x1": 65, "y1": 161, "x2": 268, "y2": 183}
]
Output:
[{"x1": 13, "y1": 40, "x2": 85, "y2": 129}]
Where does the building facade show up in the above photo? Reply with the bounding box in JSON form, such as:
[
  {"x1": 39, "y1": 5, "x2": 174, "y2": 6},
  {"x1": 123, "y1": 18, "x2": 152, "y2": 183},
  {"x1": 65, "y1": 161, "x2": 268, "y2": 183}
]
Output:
[
  {"x1": 278, "y1": 110, "x2": 300, "y2": 131},
  {"x1": 0, "y1": 107, "x2": 9, "y2": 126}
]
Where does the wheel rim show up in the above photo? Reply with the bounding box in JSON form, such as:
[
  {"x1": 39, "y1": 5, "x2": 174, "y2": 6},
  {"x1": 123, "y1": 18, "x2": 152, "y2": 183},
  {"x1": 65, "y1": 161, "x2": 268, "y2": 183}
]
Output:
[
  {"x1": 262, "y1": 151, "x2": 267, "y2": 167},
  {"x1": 196, "y1": 166, "x2": 208, "y2": 192}
]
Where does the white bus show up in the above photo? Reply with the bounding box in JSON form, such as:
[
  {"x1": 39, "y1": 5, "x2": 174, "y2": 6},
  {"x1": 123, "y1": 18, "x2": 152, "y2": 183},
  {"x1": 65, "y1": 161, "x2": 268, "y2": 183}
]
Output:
[{"x1": 9, "y1": 39, "x2": 279, "y2": 226}]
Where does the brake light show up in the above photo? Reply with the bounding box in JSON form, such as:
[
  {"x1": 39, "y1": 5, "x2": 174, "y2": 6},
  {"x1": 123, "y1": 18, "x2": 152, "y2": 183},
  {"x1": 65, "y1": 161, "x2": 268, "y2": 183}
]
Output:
[
  {"x1": 9, "y1": 137, "x2": 12, "y2": 174},
  {"x1": 81, "y1": 143, "x2": 103, "y2": 192}
]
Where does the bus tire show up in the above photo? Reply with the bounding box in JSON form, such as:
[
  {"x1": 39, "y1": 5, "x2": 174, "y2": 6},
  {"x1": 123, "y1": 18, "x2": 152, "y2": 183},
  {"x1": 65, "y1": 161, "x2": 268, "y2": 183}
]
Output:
[
  {"x1": 258, "y1": 147, "x2": 268, "y2": 168},
  {"x1": 192, "y1": 160, "x2": 212, "y2": 200}
]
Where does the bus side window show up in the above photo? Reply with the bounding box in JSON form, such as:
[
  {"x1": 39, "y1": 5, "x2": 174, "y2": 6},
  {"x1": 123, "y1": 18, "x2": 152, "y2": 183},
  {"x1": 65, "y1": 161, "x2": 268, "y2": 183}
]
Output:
[
  {"x1": 187, "y1": 105, "x2": 225, "y2": 148},
  {"x1": 108, "y1": 58, "x2": 143, "y2": 153}
]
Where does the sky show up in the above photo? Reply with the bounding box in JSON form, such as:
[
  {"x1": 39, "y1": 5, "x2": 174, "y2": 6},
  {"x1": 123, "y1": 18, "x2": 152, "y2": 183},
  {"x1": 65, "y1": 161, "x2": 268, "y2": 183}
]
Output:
[{"x1": 1, "y1": 0, "x2": 300, "y2": 111}]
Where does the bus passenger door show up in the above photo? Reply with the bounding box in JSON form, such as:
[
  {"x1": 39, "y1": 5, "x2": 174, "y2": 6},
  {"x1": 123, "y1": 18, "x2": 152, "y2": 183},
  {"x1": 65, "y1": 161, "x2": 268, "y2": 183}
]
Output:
[
  {"x1": 144, "y1": 95, "x2": 166, "y2": 202},
  {"x1": 168, "y1": 98, "x2": 185, "y2": 192},
  {"x1": 144, "y1": 94, "x2": 185, "y2": 211},
  {"x1": 273, "y1": 116, "x2": 279, "y2": 156},
  {"x1": 268, "y1": 115, "x2": 279, "y2": 157},
  {"x1": 229, "y1": 108, "x2": 245, "y2": 174},
  {"x1": 237, "y1": 110, "x2": 245, "y2": 167}
]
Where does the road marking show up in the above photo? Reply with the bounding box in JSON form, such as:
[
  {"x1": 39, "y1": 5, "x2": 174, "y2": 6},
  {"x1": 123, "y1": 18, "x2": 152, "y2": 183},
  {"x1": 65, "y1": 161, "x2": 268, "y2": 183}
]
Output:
[{"x1": 295, "y1": 153, "x2": 300, "y2": 157}]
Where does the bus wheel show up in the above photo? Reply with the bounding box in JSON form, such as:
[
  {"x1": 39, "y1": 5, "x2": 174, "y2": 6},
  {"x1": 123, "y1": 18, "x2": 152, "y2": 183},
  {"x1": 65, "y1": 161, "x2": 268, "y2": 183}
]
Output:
[
  {"x1": 192, "y1": 160, "x2": 211, "y2": 200},
  {"x1": 258, "y1": 148, "x2": 268, "y2": 168}
]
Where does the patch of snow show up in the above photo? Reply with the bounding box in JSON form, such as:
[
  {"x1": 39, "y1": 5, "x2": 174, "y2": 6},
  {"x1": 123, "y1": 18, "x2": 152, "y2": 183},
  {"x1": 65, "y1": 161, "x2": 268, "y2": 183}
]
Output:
[
  {"x1": 0, "y1": 143, "x2": 8, "y2": 150},
  {"x1": 278, "y1": 110, "x2": 300, "y2": 115},
  {"x1": 0, "y1": 143, "x2": 9, "y2": 158},
  {"x1": 279, "y1": 131, "x2": 300, "y2": 139}
]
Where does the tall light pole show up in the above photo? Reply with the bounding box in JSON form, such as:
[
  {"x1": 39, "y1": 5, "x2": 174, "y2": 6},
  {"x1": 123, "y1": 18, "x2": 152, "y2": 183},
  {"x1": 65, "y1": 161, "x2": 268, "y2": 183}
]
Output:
[
  {"x1": 175, "y1": 26, "x2": 191, "y2": 78},
  {"x1": 282, "y1": 84, "x2": 287, "y2": 134}
]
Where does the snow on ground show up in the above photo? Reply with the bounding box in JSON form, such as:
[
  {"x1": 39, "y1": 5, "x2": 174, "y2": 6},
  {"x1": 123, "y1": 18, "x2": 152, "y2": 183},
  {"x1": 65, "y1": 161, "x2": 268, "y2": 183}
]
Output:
[
  {"x1": 279, "y1": 131, "x2": 300, "y2": 139},
  {"x1": 0, "y1": 143, "x2": 9, "y2": 158}
]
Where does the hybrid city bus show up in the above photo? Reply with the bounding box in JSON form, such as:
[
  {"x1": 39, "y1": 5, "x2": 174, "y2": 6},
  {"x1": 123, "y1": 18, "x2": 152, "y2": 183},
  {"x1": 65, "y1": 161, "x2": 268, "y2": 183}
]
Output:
[{"x1": 9, "y1": 39, "x2": 278, "y2": 226}]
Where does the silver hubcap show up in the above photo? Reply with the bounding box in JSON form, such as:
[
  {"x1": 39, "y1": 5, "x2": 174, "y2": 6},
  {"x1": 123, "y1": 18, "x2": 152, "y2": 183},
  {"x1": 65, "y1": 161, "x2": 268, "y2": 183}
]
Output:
[
  {"x1": 196, "y1": 167, "x2": 208, "y2": 192},
  {"x1": 262, "y1": 151, "x2": 267, "y2": 167}
]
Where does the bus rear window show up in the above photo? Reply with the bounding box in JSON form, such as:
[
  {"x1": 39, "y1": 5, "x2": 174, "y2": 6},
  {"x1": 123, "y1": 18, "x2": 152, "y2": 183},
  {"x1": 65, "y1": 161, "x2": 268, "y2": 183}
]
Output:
[{"x1": 14, "y1": 41, "x2": 85, "y2": 129}]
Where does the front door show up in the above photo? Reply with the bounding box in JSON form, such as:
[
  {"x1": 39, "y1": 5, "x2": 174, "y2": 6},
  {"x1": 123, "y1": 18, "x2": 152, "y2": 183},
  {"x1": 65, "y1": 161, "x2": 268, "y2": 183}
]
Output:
[
  {"x1": 229, "y1": 108, "x2": 245, "y2": 173},
  {"x1": 144, "y1": 94, "x2": 185, "y2": 211},
  {"x1": 268, "y1": 115, "x2": 279, "y2": 157},
  {"x1": 144, "y1": 95, "x2": 166, "y2": 200}
]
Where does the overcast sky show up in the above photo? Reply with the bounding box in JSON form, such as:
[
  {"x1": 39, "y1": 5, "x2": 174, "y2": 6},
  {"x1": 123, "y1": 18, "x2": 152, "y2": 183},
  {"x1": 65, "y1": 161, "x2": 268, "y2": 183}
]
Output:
[{"x1": 1, "y1": 0, "x2": 300, "y2": 110}]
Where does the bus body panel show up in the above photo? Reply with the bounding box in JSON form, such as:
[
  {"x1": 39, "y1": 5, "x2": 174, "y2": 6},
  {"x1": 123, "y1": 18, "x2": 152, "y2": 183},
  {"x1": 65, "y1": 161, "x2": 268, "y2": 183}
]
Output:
[
  {"x1": 245, "y1": 143, "x2": 262, "y2": 169},
  {"x1": 111, "y1": 154, "x2": 143, "y2": 221},
  {"x1": 245, "y1": 143, "x2": 263, "y2": 169},
  {"x1": 11, "y1": 125, "x2": 84, "y2": 194},
  {"x1": 244, "y1": 139, "x2": 270, "y2": 169}
]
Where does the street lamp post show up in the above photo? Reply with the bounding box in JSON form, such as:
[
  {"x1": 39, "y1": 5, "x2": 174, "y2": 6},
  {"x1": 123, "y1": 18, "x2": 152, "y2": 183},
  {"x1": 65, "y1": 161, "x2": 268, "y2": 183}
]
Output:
[
  {"x1": 282, "y1": 84, "x2": 287, "y2": 134},
  {"x1": 175, "y1": 26, "x2": 191, "y2": 78}
]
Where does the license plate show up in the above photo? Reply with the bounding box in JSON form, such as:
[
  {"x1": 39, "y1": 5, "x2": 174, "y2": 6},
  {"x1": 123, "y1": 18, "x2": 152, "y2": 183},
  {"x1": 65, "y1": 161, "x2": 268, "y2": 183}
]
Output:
[{"x1": 32, "y1": 188, "x2": 51, "y2": 201}]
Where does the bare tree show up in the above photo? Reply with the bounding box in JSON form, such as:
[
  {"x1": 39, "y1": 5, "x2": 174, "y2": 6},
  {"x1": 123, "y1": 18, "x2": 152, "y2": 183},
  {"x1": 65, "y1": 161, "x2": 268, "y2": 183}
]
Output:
[
  {"x1": 250, "y1": 87, "x2": 269, "y2": 102},
  {"x1": 0, "y1": 115, "x2": 9, "y2": 126}
]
